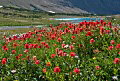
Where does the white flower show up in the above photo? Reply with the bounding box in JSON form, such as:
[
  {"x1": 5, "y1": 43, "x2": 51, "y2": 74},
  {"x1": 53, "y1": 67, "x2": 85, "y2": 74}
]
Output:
[
  {"x1": 11, "y1": 70, "x2": 16, "y2": 73},
  {"x1": 112, "y1": 76, "x2": 118, "y2": 80},
  {"x1": 80, "y1": 73, "x2": 82, "y2": 75},
  {"x1": 109, "y1": 33, "x2": 113, "y2": 35},
  {"x1": 75, "y1": 55, "x2": 79, "y2": 58},
  {"x1": 62, "y1": 41, "x2": 65, "y2": 43},
  {"x1": 64, "y1": 44, "x2": 69, "y2": 48}
]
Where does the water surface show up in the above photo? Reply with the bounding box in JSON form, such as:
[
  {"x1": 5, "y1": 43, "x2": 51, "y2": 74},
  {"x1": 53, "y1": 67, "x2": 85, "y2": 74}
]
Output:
[{"x1": 53, "y1": 17, "x2": 104, "y2": 23}]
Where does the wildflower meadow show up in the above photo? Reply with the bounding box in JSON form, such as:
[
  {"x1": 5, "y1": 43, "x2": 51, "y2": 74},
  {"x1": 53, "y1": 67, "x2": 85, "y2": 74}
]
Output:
[{"x1": 0, "y1": 20, "x2": 120, "y2": 81}]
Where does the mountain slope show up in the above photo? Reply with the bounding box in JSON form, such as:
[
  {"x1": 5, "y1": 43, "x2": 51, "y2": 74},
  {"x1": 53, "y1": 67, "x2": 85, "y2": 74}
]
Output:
[
  {"x1": 69, "y1": 0, "x2": 120, "y2": 14},
  {"x1": 0, "y1": 0, "x2": 120, "y2": 14}
]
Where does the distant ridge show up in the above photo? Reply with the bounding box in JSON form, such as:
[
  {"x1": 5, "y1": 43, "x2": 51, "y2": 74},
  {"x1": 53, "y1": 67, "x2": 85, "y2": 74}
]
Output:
[{"x1": 0, "y1": 0, "x2": 120, "y2": 14}]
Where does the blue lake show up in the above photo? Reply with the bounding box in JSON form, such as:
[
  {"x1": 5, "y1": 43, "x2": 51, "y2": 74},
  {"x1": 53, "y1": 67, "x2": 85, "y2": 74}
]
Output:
[{"x1": 53, "y1": 17, "x2": 104, "y2": 23}]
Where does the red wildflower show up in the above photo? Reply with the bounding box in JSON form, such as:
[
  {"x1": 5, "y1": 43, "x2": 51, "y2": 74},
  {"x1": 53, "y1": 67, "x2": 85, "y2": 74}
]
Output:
[
  {"x1": 57, "y1": 37, "x2": 62, "y2": 42},
  {"x1": 26, "y1": 56, "x2": 30, "y2": 60},
  {"x1": 19, "y1": 54, "x2": 23, "y2": 57},
  {"x1": 53, "y1": 44, "x2": 57, "y2": 47},
  {"x1": 22, "y1": 58, "x2": 26, "y2": 60},
  {"x1": 108, "y1": 22, "x2": 112, "y2": 26},
  {"x1": 1, "y1": 58, "x2": 7, "y2": 64},
  {"x1": 73, "y1": 68, "x2": 80, "y2": 74},
  {"x1": 64, "y1": 28, "x2": 69, "y2": 33},
  {"x1": 58, "y1": 50, "x2": 64, "y2": 56},
  {"x1": 102, "y1": 22, "x2": 106, "y2": 26},
  {"x1": 116, "y1": 44, "x2": 120, "y2": 49},
  {"x1": 16, "y1": 56, "x2": 20, "y2": 60},
  {"x1": 54, "y1": 66, "x2": 61, "y2": 73},
  {"x1": 29, "y1": 44, "x2": 33, "y2": 48},
  {"x1": 114, "y1": 58, "x2": 120, "y2": 64},
  {"x1": 45, "y1": 44, "x2": 50, "y2": 48},
  {"x1": 42, "y1": 68, "x2": 47, "y2": 73},
  {"x1": 46, "y1": 62, "x2": 51, "y2": 66},
  {"x1": 4, "y1": 48, "x2": 9, "y2": 51},
  {"x1": 95, "y1": 66, "x2": 101, "y2": 70},
  {"x1": 63, "y1": 52, "x2": 67, "y2": 56},
  {"x1": 110, "y1": 40, "x2": 115, "y2": 44},
  {"x1": 105, "y1": 30, "x2": 111, "y2": 34},
  {"x1": 90, "y1": 38, "x2": 95, "y2": 44},
  {"x1": 55, "y1": 48, "x2": 59, "y2": 54},
  {"x1": 72, "y1": 30, "x2": 78, "y2": 34},
  {"x1": 33, "y1": 44, "x2": 38, "y2": 48},
  {"x1": 79, "y1": 28, "x2": 83, "y2": 32},
  {"x1": 37, "y1": 37, "x2": 41, "y2": 41},
  {"x1": 24, "y1": 44, "x2": 29, "y2": 49},
  {"x1": 62, "y1": 44, "x2": 66, "y2": 48},
  {"x1": 70, "y1": 52, "x2": 76, "y2": 57},
  {"x1": 118, "y1": 52, "x2": 120, "y2": 54},
  {"x1": 12, "y1": 50, "x2": 16, "y2": 54},
  {"x1": 41, "y1": 42, "x2": 46, "y2": 45},
  {"x1": 51, "y1": 54, "x2": 56, "y2": 58},
  {"x1": 2, "y1": 46, "x2": 7, "y2": 49},
  {"x1": 86, "y1": 31, "x2": 92, "y2": 36},
  {"x1": 69, "y1": 25, "x2": 73, "y2": 29},
  {"x1": 71, "y1": 36, "x2": 76, "y2": 39},
  {"x1": 100, "y1": 20, "x2": 104, "y2": 24},
  {"x1": 33, "y1": 56, "x2": 37, "y2": 61},
  {"x1": 37, "y1": 46, "x2": 41, "y2": 48},
  {"x1": 35, "y1": 60, "x2": 40, "y2": 64},
  {"x1": 108, "y1": 46, "x2": 114, "y2": 50},
  {"x1": 100, "y1": 27, "x2": 104, "y2": 35},
  {"x1": 51, "y1": 34, "x2": 56, "y2": 39},
  {"x1": 112, "y1": 27, "x2": 118, "y2": 32},
  {"x1": 69, "y1": 45, "x2": 74, "y2": 50},
  {"x1": 3, "y1": 35, "x2": 6, "y2": 38},
  {"x1": 13, "y1": 43, "x2": 18, "y2": 47},
  {"x1": 24, "y1": 49, "x2": 29, "y2": 53},
  {"x1": 78, "y1": 44, "x2": 83, "y2": 48}
]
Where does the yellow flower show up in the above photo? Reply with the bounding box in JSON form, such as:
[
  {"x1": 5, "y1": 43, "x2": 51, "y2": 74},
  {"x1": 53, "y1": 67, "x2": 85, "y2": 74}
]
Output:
[{"x1": 93, "y1": 57, "x2": 96, "y2": 60}]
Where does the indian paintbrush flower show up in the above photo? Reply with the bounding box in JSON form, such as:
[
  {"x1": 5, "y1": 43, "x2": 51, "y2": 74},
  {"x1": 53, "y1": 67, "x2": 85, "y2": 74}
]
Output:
[{"x1": 54, "y1": 66, "x2": 61, "y2": 73}]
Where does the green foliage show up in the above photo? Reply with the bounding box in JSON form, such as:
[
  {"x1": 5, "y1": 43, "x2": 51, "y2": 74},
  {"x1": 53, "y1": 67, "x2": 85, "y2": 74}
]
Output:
[{"x1": 0, "y1": 21, "x2": 120, "y2": 81}]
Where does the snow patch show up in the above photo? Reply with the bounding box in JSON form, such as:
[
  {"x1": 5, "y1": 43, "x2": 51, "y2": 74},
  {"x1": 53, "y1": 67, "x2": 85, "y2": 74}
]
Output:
[
  {"x1": 48, "y1": 11, "x2": 55, "y2": 13},
  {"x1": 0, "y1": 6, "x2": 3, "y2": 8}
]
